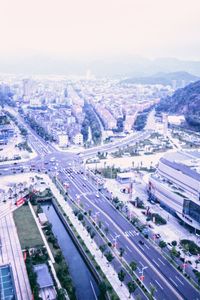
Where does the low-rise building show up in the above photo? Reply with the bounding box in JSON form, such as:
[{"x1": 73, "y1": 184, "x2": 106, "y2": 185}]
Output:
[
  {"x1": 34, "y1": 264, "x2": 57, "y2": 300},
  {"x1": 58, "y1": 134, "x2": 68, "y2": 147},
  {"x1": 73, "y1": 132, "x2": 83, "y2": 145}
]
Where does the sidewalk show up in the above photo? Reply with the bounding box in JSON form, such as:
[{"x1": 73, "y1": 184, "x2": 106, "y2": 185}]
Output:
[
  {"x1": 28, "y1": 201, "x2": 55, "y2": 263},
  {"x1": 0, "y1": 213, "x2": 32, "y2": 300},
  {"x1": 42, "y1": 174, "x2": 133, "y2": 300}
]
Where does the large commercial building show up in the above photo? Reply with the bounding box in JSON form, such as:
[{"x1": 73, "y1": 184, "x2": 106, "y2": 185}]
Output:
[{"x1": 148, "y1": 151, "x2": 200, "y2": 231}]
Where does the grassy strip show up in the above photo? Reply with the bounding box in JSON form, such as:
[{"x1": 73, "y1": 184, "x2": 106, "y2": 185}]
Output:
[{"x1": 13, "y1": 204, "x2": 43, "y2": 249}]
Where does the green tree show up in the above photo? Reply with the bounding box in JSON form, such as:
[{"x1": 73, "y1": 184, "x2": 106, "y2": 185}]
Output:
[
  {"x1": 104, "y1": 227, "x2": 109, "y2": 235},
  {"x1": 118, "y1": 269, "x2": 126, "y2": 286},
  {"x1": 99, "y1": 281, "x2": 108, "y2": 300},
  {"x1": 119, "y1": 247, "x2": 125, "y2": 259},
  {"x1": 57, "y1": 288, "x2": 67, "y2": 300},
  {"x1": 195, "y1": 259, "x2": 199, "y2": 269},
  {"x1": 78, "y1": 213, "x2": 84, "y2": 221},
  {"x1": 105, "y1": 251, "x2": 114, "y2": 265},
  {"x1": 150, "y1": 285, "x2": 156, "y2": 299},
  {"x1": 127, "y1": 281, "x2": 137, "y2": 298},
  {"x1": 170, "y1": 246, "x2": 178, "y2": 260},
  {"x1": 98, "y1": 220, "x2": 102, "y2": 229},
  {"x1": 130, "y1": 261, "x2": 137, "y2": 273},
  {"x1": 99, "y1": 244, "x2": 107, "y2": 258},
  {"x1": 171, "y1": 240, "x2": 177, "y2": 247},
  {"x1": 159, "y1": 240, "x2": 167, "y2": 249}
]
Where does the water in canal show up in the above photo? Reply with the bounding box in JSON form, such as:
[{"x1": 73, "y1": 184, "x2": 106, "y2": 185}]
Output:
[{"x1": 42, "y1": 203, "x2": 99, "y2": 300}]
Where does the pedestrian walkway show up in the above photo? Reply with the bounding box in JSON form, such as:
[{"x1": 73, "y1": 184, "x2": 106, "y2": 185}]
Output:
[
  {"x1": 42, "y1": 174, "x2": 133, "y2": 300},
  {"x1": 0, "y1": 213, "x2": 32, "y2": 300},
  {"x1": 0, "y1": 200, "x2": 25, "y2": 220}
]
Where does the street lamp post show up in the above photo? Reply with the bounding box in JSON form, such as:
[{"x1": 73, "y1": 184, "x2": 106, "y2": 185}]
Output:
[
  {"x1": 76, "y1": 195, "x2": 80, "y2": 206},
  {"x1": 139, "y1": 266, "x2": 148, "y2": 282},
  {"x1": 94, "y1": 211, "x2": 100, "y2": 224},
  {"x1": 113, "y1": 234, "x2": 120, "y2": 249}
]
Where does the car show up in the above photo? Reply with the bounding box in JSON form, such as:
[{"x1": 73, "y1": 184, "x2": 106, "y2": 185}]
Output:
[
  {"x1": 148, "y1": 224, "x2": 154, "y2": 229},
  {"x1": 139, "y1": 240, "x2": 144, "y2": 245},
  {"x1": 83, "y1": 183, "x2": 86, "y2": 187},
  {"x1": 167, "y1": 243, "x2": 172, "y2": 250},
  {"x1": 155, "y1": 233, "x2": 161, "y2": 239},
  {"x1": 96, "y1": 194, "x2": 100, "y2": 198}
]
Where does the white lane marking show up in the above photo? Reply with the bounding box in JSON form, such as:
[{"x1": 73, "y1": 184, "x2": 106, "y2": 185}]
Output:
[
  {"x1": 150, "y1": 282, "x2": 157, "y2": 292},
  {"x1": 175, "y1": 276, "x2": 184, "y2": 286},
  {"x1": 105, "y1": 221, "x2": 109, "y2": 227},
  {"x1": 153, "y1": 259, "x2": 160, "y2": 267},
  {"x1": 63, "y1": 168, "x2": 183, "y2": 299},
  {"x1": 85, "y1": 203, "x2": 90, "y2": 208},
  {"x1": 169, "y1": 277, "x2": 178, "y2": 287},
  {"x1": 138, "y1": 245, "x2": 144, "y2": 251},
  {"x1": 139, "y1": 261, "x2": 145, "y2": 267},
  {"x1": 129, "y1": 231, "x2": 136, "y2": 237},
  {"x1": 126, "y1": 245, "x2": 132, "y2": 253},
  {"x1": 155, "y1": 279, "x2": 163, "y2": 290},
  {"x1": 90, "y1": 280, "x2": 98, "y2": 300},
  {"x1": 144, "y1": 244, "x2": 150, "y2": 249},
  {"x1": 109, "y1": 234, "x2": 114, "y2": 240},
  {"x1": 158, "y1": 258, "x2": 165, "y2": 266}
]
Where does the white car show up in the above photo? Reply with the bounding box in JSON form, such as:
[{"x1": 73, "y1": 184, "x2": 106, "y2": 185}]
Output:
[{"x1": 167, "y1": 243, "x2": 173, "y2": 250}]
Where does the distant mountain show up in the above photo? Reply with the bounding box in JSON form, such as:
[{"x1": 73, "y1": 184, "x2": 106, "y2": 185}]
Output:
[
  {"x1": 157, "y1": 80, "x2": 200, "y2": 130},
  {"x1": 1, "y1": 55, "x2": 200, "y2": 77},
  {"x1": 121, "y1": 71, "x2": 200, "y2": 87}
]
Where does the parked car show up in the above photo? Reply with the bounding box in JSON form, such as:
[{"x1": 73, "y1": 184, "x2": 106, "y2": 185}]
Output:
[
  {"x1": 167, "y1": 243, "x2": 172, "y2": 250},
  {"x1": 139, "y1": 240, "x2": 144, "y2": 245}
]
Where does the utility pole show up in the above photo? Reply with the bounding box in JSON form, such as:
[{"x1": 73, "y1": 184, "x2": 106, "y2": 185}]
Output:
[
  {"x1": 113, "y1": 234, "x2": 120, "y2": 249},
  {"x1": 129, "y1": 179, "x2": 133, "y2": 203},
  {"x1": 139, "y1": 266, "x2": 148, "y2": 282},
  {"x1": 76, "y1": 194, "x2": 80, "y2": 206},
  {"x1": 94, "y1": 211, "x2": 100, "y2": 224}
]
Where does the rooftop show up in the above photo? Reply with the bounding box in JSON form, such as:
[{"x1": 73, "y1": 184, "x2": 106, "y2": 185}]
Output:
[
  {"x1": 34, "y1": 264, "x2": 54, "y2": 289},
  {"x1": 0, "y1": 264, "x2": 17, "y2": 300},
  {"x1": 160, "y1": 151, "x2": 200, "y2": 181}
]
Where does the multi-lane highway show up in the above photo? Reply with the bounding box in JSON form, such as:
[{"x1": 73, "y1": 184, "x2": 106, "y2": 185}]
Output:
[
  {"x1": 57, "y1": 168, "x2": 200, "y2": 300},
  {"x1": 0, "y1": 111, "x2": 199, "y2": 300},
  {"x1": 79, "y1": 130, "x2": 152, "y2": 158}
]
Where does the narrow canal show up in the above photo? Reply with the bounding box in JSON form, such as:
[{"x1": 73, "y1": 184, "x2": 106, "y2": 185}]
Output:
[{"x1": 42, "y1": 203, "x2": 99, "y2": 300}]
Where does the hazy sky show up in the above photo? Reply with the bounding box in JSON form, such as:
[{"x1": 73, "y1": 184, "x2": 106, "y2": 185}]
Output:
[{"x1": 0, "y1": 0, "x2": 200, "y2": 61}]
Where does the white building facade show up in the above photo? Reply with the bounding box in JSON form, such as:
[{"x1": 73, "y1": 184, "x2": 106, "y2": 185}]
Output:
[{"x1": 148, "y1": 151, "x2": 200, "y2": 231}]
